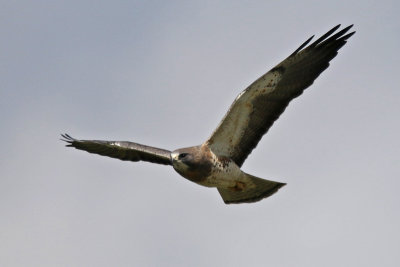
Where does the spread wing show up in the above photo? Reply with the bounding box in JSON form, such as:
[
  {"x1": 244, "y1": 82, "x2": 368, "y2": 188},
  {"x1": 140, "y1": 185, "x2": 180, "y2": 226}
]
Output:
[
  {"x1": 206, "y1": 24, "x2": 355, "y2": 167},
  {"x1": 61, "y1": 134, "x2": 172, "y2": 165}
]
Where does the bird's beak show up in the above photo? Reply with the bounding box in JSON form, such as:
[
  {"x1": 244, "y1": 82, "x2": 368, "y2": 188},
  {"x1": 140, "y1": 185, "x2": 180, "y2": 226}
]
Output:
[{"x1": 170, "y1": 152, "x2": 179, "y2": 163}]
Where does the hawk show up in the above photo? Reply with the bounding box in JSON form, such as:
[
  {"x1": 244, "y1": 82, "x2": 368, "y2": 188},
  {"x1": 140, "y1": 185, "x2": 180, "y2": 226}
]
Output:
[{"x1": 62, "y1": 25, "x2": 355, "y2": 204}]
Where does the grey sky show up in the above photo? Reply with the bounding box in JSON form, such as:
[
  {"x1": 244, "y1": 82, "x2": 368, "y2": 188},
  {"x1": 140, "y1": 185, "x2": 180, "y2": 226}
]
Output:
[{"x1": 1, "y1": 1, "x2": 399, "y2": 266}]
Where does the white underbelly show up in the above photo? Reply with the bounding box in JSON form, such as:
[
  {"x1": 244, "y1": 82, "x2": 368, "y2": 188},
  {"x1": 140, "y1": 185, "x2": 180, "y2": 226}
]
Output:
[{"x1": 198, "y1": 162, "x2": 245, "y2": 188}]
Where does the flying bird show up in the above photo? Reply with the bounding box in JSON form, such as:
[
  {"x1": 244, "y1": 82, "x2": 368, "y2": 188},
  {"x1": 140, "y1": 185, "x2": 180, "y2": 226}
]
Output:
[{"x1": 62, "y1": 24, "x2": 355, "y2": 204}]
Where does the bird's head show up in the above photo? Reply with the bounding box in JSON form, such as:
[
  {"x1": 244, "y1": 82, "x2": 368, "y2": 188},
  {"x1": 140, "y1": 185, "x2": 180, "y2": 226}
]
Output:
[
  {"x1": 171, "y1": 148, "x2": 195, "y2": 172},
  {"x1": 170, "y1": 145, "x2": 213, "y2": 182}
]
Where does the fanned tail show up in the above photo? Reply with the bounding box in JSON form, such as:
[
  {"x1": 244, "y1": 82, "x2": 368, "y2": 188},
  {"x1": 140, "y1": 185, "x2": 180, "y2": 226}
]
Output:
[{"x1": 217, "y1": 174, "x2": 285, "y2": 204}]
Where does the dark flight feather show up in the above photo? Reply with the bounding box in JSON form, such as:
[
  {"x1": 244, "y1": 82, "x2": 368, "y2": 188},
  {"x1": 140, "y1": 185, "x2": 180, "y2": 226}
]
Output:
[
  {"x1": 61, "y1": 134, "x2": 172, "y2": 165},
  {"x1": 207, "y1": 25, "x2": 355, "y2": 167}
]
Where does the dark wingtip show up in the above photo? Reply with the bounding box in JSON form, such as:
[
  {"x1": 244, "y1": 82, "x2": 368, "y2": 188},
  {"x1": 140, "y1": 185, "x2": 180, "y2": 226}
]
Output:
[
  {"x1": 333, "y1": 24, "x2": 341, "y2": 30},
  {"x1": 309, "y1": 24, "x2": 342, "y2": 48},
  {"x1": 60, "y1": 133, "x2": 76, "y2": 145},
  {"x1": 343, "y1": 24, "x2": 354, "y2": 31},
  {"x1": 289, "y1": 35, "x2": 314, "y2": 57},
  {"x1": 290, "y1": 24, "x2": 355, "y2": 56},
  {"x1": 339, "y1": 30, "x2": 356, "y2": 41}
]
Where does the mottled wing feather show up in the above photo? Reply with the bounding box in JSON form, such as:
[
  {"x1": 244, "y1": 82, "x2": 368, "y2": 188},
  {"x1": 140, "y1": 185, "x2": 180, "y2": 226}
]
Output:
[
  {"x1": 61, "y1": 134, "x2": 172, "y2": 165},
  {"x1": 206, "y1": 25, "x2": 355, "y2": 167}
]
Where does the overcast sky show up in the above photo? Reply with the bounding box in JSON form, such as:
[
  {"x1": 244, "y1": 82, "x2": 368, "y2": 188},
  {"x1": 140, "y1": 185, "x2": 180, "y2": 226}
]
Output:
[{"x1": 1, "y1": 1, "x2": 399, "y2": 266}]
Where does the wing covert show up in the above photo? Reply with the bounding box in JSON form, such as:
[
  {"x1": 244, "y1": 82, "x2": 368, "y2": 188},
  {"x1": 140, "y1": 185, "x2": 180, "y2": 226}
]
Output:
[{"x1": 61, "y1": 134, "x2": 172, "y2": 165}]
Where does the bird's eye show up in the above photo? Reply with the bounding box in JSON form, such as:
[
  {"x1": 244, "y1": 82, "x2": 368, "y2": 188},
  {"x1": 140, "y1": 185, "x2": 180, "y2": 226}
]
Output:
[{"x1": 178, "y1": 153, "x2": 188, "y2": 159}]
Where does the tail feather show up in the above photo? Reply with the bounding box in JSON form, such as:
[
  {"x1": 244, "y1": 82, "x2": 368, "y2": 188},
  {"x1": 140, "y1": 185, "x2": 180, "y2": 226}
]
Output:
[{"x1": 217, "y1": 174, "x2": 285, "y2": 204}]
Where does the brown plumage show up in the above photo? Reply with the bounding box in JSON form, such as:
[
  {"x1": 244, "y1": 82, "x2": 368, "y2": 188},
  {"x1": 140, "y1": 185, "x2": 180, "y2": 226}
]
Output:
[
  {"x1": 62, "y1": 25, "x2": 355, "y2": 204},
  {"x1": 207, "y1": 24, "x2": 355, "y2": 166}
]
